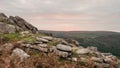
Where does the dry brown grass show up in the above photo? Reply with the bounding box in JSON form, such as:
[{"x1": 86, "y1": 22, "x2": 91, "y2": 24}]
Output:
[{"x1": 0, "y1": 42, "x2": 117, "y2": 68}]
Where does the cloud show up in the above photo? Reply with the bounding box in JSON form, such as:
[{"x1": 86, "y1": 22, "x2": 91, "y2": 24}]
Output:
[{"x1": 0, "y1": 0, "x2": 120, "y2": 32}]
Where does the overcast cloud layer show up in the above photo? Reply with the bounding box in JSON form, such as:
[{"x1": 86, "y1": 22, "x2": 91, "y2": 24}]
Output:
[{"x1": 0, "y1": 0, "x2": 120, "y2": 32}]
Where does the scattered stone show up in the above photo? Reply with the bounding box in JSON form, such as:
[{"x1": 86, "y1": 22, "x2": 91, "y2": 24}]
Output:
[
  {"x1": 94, "y1": 62, "x2": 102, "y2": 68},
  {"x1": 32, "y1": 45, "x2": 48, "y2": 52},
  {"x1": 101, "y1": 53, "x2": 112, "y2": 57},
  {"x1": 11, "y1": 48, "x2": 30, "y2": 60},
  {"x1": 87, "y1": 46, "x2": 98, "y2": 52},
  {"x1": 91, "y1": 57, "x2": 103, "y2": 63},
  {"x1": 76, "y1": 48, "x2": 90, "y2": 55},
  {"x1": 103, "y1": 57, "x2": 112, "y2": 63},
  {"x1": 2, "y1": 43, "x2": 14, "y2": 51},
  {"x1": 72, "y1": 57, "x2": 77, "y2": 62},
  {"x1": 41, "y1": 36, "x2": 53, "y2": 41},
  {"x1": 71, "y1": 39, "x2": 80, "y2": 46},
  {"x1": 55, "y1": 49, "x2": 69, "y2": 58},
  {"x1": 36, "y1": 37, "x2": 49, "y2": 43},
  {"x1": 56, "y1": 44, "x2": 72, "y2": 52},
  {"x1": 102, "y1": 63, "x2": 110, "y2": 68},
  {"x1": 56, "y1": 38, "x2": 68, "y2": 45},
  {"x1": 37, "y1": 44, "x2": 48, "y2": 48},
  {"x1": 49, "y1": 46, "x2": 57, "y2": 52},
  {"x1": 80, "y1": 57, "x2": 89, "y2": 63}
]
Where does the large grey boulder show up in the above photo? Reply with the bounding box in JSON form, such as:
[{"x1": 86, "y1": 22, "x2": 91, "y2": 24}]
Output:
[
  {"x1": 0, "y1": 22, "x2": 18, "y2": 33},
  {"x1": 56, "y1": 44, "x2": 72, "y2": 52},
  {"x1": 11, "y1": 48, "x2": 30, "y2": 60}
]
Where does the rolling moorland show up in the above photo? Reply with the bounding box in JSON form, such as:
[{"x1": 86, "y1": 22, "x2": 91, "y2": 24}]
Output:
[{"x1": 39, "y1": 30, "x2": 120, "y2": 57}]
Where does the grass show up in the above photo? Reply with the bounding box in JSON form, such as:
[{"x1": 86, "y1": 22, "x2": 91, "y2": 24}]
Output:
[
  {"x1": 21, "y1": 35, "x2": 36, "y2": 43},
  {"x1": 0, "y1": 32, "x2": 21, "y2": 43},
  {"x1": 0, "y1": 32, "x2": 36, "y2": 43},
  {"x1": 48, "y1": 40, "x2": 59, "y2": 47}
]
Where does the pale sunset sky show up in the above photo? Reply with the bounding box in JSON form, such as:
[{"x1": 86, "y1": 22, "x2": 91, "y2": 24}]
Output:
[{"x1": 0, "y1": 0, "x2": 120, "y2": 32}]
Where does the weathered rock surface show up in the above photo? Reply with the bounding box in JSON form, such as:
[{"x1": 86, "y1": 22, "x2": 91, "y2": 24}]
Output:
[
  {"x1": 56, "y1": 44, "x2": 72, "y2": 52},
  {"x1": 36, "y1": 37, "x2": 49, "y2": 43},
  {"x1": 11, "y1": 48, "x2": 30, "y2": 60},
  {"x1": 9, "y1": 16, "x2": 38, "y2": 33},
  {"x1": 0, "y1": 13, "x2": 8, "y2": 20},
  {"x1": 0, "y1": 22, "x2": 19, "y2": 33},
  {"x1": 41, "y1": 36, "x2": 53, "y2": 41}
]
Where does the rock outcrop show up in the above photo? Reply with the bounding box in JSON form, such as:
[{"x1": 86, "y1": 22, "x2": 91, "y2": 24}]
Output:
[{"x1": 0, "y1": 13, "x2": 38, "y2": 33}]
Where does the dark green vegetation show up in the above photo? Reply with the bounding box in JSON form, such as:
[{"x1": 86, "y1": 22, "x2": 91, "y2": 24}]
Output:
[{"x1": 39, "y1": 30, "x2": 120, "y2": 57}]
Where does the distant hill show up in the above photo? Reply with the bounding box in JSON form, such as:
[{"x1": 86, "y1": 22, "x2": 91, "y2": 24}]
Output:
[{"x1": 39, "y1": 30, "x2": 120, "y2": 57}]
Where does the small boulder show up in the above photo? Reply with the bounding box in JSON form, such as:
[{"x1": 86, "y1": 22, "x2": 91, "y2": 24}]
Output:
[
  {"x1": 55, "y1": 49, "x2": 69, "y2": 58},
  {"x1": 56, "y1": 38, "x2": 68, "y2": 45},
  {"x1": 72, "y1": 57, "x2": 77, "y2": 62},
  {"x1": 76, "y1": 48, "x2": 90, "y2": 55},
  {"x1": 87, "y1": 46, "x2": 98, "y2": 52},
  {"x1": 11, "y1": 48, "x2": 30, "y2": 60},
  {"x1": 2, "y1": 43, "x2": 14, "y2": 52}
]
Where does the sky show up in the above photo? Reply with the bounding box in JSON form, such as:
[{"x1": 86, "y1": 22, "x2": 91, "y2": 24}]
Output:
[{"x1": 0, "y1": 0, "x2": 120, "y2": 32}]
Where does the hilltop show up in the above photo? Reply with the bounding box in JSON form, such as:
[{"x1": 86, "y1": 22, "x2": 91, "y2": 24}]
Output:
[{"x1": 0, "y1": 13, "x2": 120, "y2": 68}]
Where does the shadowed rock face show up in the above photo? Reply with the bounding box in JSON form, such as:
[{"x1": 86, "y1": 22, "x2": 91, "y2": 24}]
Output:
[
  {"x1": 9, "y1": 16, "x2": 38, "y2": 33},
  {"x1": 0, "y1": 13, "x2": 8, "y2": 19},
  {"x1": 0, "y1": 13, "x2": 38, "y2": 33}
]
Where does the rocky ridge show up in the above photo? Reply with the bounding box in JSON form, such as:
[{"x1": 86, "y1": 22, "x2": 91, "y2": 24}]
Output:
[
  {"x1": 0, "y1": 13, "x2": 38, "y2": 33},
  {"x1": 0, "y1": 13, "x2": 120, "y2": 68}
]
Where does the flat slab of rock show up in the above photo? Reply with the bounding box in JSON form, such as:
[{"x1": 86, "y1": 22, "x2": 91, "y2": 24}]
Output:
[
  {"x1": 36, "y1": 37, "x2": 49, "y2": 43},
  {"x1": 56, "y1": 44, "x2": 72, "y2": 52},
  {"x1": 41, "y1": 36, "x2": 53, "y2": 41},
  {"x1": 76, "y1": 48, "x2": 90, "y2": 55}
]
